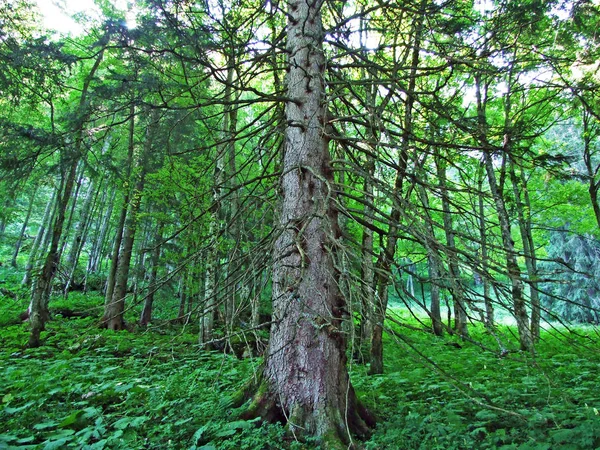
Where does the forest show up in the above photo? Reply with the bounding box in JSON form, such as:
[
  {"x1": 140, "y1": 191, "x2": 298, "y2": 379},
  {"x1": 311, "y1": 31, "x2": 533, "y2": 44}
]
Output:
[{"x1": 1, "y1": 0, "x2": 600, "y2": 448}]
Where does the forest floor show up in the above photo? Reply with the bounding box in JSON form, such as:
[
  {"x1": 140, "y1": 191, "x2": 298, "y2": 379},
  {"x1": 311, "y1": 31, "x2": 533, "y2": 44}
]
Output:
[{"x1": 1, "y1": 277, "x2": 600, "y2": 448}]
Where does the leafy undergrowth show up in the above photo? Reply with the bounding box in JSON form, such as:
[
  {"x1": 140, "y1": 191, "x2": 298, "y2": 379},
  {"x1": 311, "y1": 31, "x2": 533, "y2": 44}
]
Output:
[
  {"x1": 1, "y1": 292, "x2": 600, "y2": 449},
  {"x1": 354, "y1": 315, "x2": 600, "y2": 450}
]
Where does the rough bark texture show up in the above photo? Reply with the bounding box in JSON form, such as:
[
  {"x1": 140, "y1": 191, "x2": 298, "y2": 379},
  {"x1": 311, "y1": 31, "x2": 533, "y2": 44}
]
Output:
[{"x1": 240, "y1": 1, "x2": 373, "y2": 446}]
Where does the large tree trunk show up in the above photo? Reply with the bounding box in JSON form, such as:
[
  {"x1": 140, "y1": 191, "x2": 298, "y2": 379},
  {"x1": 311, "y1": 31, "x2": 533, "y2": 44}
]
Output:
[{"x1": 239, "y1": 1, "x2": 373, "y2": 446}]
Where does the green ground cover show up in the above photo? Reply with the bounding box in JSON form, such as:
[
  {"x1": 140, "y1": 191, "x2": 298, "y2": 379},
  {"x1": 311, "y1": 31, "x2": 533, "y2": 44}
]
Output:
[{"x1": 1, "y1": 288, "x2": 600, "y2": 449}]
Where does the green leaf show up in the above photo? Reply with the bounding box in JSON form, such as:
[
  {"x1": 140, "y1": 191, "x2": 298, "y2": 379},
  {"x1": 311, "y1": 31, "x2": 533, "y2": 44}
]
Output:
[
  {"x1": 112, "y1": 415, "x2": 148, "y2": 430},
  {"x1": 59, "y1": 410, "x2": 85, "y2": 428},
  {"x1": 3, "y1": 401, "x2": 35, "y2": 415},
  {"x1": 33, "y1": 421, "x2": 58, "y2": 430},
  {"x1": 0, "y1": 434, "x2": 18, "y2": 443},
  {"x1": 193, "y1": 424, "x2": 209, "y2": 444}
]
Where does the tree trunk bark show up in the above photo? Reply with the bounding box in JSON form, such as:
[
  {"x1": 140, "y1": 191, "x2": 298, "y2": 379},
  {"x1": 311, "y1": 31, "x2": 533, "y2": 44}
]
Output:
[
  {"x1": 87, "y1": 185, "x2": 115, "y2": 277},
  {"x1": 176, "y1": 269, "x2": 188, "y2": 323},
  {"x1": 418, "y1": 181, "x2": 444, "y2": 336},
  {"x1": 29, "y1": 160, "x2": 78, "y2": 347},
  {"x1": 64, "y1": 177, "x2": 96, "y2": 295},
  {"x1": 239, "y1": 2, "x2": 373, "y2": 445},
  {"x1": 582, "y1": 110, "x2": 600, "y2": 230},
  {"x1": 200, "y1": 221, "x2": 217, "y2": 345},
  {"x1": 58, "y1": 163, "x2": 84, "y2": 260}
]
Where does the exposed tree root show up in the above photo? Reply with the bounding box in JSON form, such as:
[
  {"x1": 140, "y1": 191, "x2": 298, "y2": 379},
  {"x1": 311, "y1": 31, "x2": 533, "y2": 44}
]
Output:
[{"x1": 233, "y1": 373, "x2": 376, "y2": 449}]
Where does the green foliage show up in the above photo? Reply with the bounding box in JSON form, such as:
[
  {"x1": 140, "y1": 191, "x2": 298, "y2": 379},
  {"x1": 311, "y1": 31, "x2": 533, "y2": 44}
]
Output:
[
  {"x1": 352, "y1": 314, "x2": 600, "y2": 449},
  {"x1": 539, "y1": 230, "x2": 600, "y2": 324},
  {"x1": 2, "y1": 292, "x2": 600, "y2": 449}
]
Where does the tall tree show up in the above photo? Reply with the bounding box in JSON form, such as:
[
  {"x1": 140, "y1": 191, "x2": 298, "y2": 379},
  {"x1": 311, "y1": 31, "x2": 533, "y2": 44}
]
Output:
[{"x1": 238, "y1": 1, "x2": 373, "y2": 446}]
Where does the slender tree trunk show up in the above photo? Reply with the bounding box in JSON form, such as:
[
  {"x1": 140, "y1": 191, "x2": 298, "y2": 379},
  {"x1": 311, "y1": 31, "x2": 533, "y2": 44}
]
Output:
[
  {"x1": 11, "y1": 185, "x2": 38, "y2": 267},
  {"x1": 0, "y1": 198, "x2": 11, "y2": 241},
  {"x1": 29, "y1": 160, "x2": 78, "y2": 347},
  {"x1": 22, "y1": 189, "x2": 56, "y2": 286},
  {"x1": 369, "y1": 0, "x2": 426, "y2": 374},
  {"x1": 200, "y1": 222, "x2": 217, "y2": 345},
  {"x1": 477, "y1": 167, "x2": 494, "y2": 326},
  {"x1": 87, "y1": 186, "x2": 115, "y2": 275},
  {"x1": 510, "y1": 161, "x2": 540, "y2": 342},
  {"x1": 582, "y1": 110, "x2": 600, "y2": 229},
  {"x1": 102, "y1": 110, "x2": 155, "y2": 331},
  {"x1": 64, "y1": 177, "x2": 95, "y2": 294},
  {"x1": 435, "y1": 150, "x2": 468, "y2": 336},
  {"x1": 139, "y1": 220, "x2": 164, "y2": 326},
  {"x1": 418, "y1": 182, "x2": 444, "y2": 336},
  {"x1": 224, "y1": 55, "x2": 240, "y2": 332},
  {"x1": 105, "y1": 103, "x2": 135, "y2": 304},
  {"x1": 58, "y1": 163, "x2": 84, "y2": 260},
  {"x1": 359, "y1": 159, "x2": 375, "y2": 351},
  {"x1": 176, "y1": 269, "x2": 188, "y2": 323},
  {"x1": 358, "y1": 29, "x2": 377, "y2": 353},
  {"x1": 29, "y1": 48, "x2": 105, "y2": 347},
  {"x1": 200, "y1": 67, "x2": 236, "y2": 344},
  {"x1": 239, "y1": 2, "x2": 373, "y2": 445},
  {"x1": 475, "y1": 75, "x2": 532, "y2": 352}
]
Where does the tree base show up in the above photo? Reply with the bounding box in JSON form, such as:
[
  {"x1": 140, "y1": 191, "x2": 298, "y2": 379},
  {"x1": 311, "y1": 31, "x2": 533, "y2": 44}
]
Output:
[
  {"x1": 233, "y1": 373, "x2": 375, "y2": 449},
  {"x1": 99, "y1": 316, "x2": 128, "y2": 331}
]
